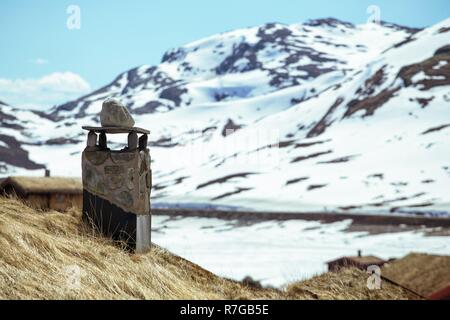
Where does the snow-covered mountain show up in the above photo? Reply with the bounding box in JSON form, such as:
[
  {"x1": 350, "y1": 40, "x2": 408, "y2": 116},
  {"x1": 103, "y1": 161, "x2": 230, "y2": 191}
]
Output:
[{"x1": 1, "y1": 17, "x2": 449, "y2": 215}]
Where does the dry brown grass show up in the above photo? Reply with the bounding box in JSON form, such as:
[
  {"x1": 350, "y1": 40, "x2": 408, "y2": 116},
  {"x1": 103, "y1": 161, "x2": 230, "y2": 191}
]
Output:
[
  {"x1": 288, "y1": 268, "x2": 418, "y2": 300},
  {"x1": 382, "y1": 253, "x2": 450, "y2": 297},
  {"x1": 0, "y1": 196, "x2": 416, "y2": 300}
]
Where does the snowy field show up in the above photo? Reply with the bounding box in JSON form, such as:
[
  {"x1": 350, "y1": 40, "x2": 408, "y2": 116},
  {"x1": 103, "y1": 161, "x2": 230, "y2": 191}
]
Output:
[{"x1": 152, "y1": 215, "x2": 450, "y2": 287}]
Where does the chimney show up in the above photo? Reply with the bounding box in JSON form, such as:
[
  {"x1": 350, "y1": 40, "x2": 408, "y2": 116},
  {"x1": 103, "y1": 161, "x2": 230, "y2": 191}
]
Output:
[
  {"x1": 357, "y1": 249, "x2": 362, "y2": 257},
  {"x1": 45, "y1": 169, "x2": 50, "y2": 177}
]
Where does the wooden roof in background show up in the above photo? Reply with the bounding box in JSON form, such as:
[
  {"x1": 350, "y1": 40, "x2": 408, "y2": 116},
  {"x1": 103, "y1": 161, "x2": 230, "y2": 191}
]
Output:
[
  {"x1": 382, "y1": 253, "x2": 450, "y2": 298},
  {"x1": 0, "y1": 176, "x2": 82, "y2": 195},
  {"x1": 327, "y1": 255, "x2": 385, "y2": 265}
]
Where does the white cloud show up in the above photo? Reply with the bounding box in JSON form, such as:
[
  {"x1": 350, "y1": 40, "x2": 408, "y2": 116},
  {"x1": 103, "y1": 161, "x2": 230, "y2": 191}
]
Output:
[
  {"x1": 0, "y1": 72, "x2": 91, "y2": 109},
  {"x1": 31, "y1": 58, "x2": 49, "y2": 65}
]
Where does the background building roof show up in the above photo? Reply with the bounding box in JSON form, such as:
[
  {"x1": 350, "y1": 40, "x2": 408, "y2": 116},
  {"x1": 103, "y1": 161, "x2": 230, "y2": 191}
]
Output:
[
  {"x1": 0, "y1": 176, "x2": 82, "y2": 195},
  {"x1": 327, "y1": 255, "x2": 385, "y2": 265},
  {"x1": 382, "y1": 253, "x2": 450, "y2": 297}
]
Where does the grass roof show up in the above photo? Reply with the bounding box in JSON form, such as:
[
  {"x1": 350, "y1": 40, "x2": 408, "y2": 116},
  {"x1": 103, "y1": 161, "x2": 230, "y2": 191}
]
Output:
[
  {"x1": 0, "y1": 196, "x2": 418, "y2": 299},
  {"x1": 0, "y1": 176, "x2": 82, "y2": 195},
  {"x1": 382, "y1": 252, "x2": 450, "y2": 297}
]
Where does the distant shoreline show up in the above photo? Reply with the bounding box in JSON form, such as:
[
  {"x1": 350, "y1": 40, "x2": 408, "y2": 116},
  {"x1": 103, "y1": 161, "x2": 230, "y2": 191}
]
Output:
[
  {"x1": 152, "y1": 207, "x2": 450, "y2": 236},
  {"x1": 151, "y1": 207, "x2": 450, "y2": 229}
]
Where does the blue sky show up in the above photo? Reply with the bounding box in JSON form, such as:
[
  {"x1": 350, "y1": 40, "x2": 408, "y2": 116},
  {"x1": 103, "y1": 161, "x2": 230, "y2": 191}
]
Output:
[{"x1": 0, "y1": 0, "x2": 449, "y2": 109}]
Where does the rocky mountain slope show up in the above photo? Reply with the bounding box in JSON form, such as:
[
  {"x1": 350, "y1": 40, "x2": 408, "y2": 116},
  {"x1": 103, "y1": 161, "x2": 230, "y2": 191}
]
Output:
[{"x1": 1, "y1": 17, "x2": 449, "y2": 215}]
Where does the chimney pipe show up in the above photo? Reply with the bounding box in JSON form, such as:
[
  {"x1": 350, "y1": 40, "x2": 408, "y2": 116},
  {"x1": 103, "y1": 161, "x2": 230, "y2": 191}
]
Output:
[{"x1": 45, "y1": 169, "x2": 50, "y2": 177}]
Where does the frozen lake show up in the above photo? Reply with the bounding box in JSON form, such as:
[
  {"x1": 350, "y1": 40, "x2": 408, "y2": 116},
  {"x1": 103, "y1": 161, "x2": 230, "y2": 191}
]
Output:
[{"x1": 152, "y1": 215, "x2": 450, "y2": 287}]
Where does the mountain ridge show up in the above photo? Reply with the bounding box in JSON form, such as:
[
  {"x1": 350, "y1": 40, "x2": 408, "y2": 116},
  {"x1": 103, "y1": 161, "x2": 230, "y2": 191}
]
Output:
[{"x1": 1, "y1": 17, "x2": 449, "y2": 215}]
